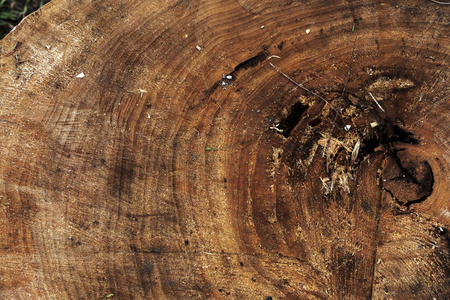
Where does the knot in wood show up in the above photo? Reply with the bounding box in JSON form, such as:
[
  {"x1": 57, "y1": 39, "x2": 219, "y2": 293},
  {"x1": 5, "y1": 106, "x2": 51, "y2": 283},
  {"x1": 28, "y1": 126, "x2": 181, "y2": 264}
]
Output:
[{"x1": 382, "y1": 151, "x2": 433, "y2": 205}]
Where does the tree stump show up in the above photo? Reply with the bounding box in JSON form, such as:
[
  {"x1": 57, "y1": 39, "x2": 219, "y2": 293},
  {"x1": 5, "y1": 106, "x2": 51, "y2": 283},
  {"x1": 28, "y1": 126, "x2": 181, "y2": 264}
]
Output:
[{"x1": 0, "y1": 0, "x2": 448, "y2": 299}]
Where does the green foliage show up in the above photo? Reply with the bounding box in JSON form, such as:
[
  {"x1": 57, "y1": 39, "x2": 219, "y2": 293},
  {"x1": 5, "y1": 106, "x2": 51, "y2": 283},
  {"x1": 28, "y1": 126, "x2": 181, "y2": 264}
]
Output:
[
  {"x1": 0, "y1": 0, "x2": 51, "y2": 39},
  {"x1": 205, "y1": 147, "x2": 218, "y2": 151},
  {"x1": 0, "y1": 0, "x2": 22, "y2": 28}
]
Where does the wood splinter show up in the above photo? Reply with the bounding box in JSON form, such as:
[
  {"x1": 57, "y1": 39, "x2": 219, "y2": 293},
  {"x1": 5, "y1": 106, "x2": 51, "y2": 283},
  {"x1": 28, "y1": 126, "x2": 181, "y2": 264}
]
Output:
[
  {"x1": 269, "y1": 62, "x2": 338, "y2": 113},
  {"x1": 368, "y1": 92, "x2": 385, "y2": 112}
]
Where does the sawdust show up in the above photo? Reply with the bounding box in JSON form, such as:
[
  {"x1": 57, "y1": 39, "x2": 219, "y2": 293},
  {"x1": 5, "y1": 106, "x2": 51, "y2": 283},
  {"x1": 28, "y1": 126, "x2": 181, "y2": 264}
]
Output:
[{"x1": 317, "y1": 130, "x2": 361, "y2": 194}]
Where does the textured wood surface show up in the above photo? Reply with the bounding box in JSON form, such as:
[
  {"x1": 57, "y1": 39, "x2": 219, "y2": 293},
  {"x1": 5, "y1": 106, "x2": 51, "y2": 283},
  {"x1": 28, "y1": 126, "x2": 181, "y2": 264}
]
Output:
[{"x1": 0, "y1": 0, "x2": 449, "y2": 299}]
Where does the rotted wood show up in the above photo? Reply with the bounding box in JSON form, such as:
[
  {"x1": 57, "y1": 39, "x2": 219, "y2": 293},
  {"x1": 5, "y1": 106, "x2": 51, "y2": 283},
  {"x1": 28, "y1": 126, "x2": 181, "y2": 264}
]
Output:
[{"x1": 0, "y1": 0, "x2": 449, "y2": 299}]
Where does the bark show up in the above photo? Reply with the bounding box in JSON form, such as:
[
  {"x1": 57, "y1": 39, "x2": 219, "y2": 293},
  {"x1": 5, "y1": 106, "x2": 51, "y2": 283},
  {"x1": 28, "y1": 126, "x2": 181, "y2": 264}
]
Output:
[{"x1": 0, "y1": 0, "x2": 449, "y2": 299}]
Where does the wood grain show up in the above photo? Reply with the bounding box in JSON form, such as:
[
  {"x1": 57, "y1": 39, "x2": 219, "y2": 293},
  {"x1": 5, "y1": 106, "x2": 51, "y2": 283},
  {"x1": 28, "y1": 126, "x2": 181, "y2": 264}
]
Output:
[{"x1": 0, "y1": 0, "x2": 448, "y2": 299}]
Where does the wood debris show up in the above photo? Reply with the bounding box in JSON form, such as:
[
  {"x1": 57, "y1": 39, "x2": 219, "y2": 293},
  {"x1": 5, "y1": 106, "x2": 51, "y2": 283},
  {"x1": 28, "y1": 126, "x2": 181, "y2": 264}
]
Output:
[
  {"x1": 351, "y1": 139, "x2": 360, "y2": 165},
  {"x1": 368, "y1": 92, "x2": 385, "y2": 112}
]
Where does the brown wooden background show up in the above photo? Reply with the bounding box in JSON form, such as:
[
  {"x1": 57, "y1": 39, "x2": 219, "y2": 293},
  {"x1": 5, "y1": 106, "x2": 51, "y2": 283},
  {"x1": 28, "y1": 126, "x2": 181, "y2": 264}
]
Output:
[{"x1": 0, "y1": 0, "x2": 449, "y2": 299}]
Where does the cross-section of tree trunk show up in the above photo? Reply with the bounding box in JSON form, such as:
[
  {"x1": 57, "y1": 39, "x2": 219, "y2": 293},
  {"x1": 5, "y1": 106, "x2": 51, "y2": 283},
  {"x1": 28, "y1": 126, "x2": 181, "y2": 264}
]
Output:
[{"x1": 0, "y1": 0, "x2": 448, "y2": 299}]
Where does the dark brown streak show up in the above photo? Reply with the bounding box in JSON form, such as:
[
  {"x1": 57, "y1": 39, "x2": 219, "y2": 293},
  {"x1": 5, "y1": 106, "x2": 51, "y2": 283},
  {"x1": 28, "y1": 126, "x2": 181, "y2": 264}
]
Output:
[
  {"x1": 203, "y1": 51, "x2": 269, "y2": 97},
  {"x1": 0, "y1": 118, "x2": 19, "y2": 125}
]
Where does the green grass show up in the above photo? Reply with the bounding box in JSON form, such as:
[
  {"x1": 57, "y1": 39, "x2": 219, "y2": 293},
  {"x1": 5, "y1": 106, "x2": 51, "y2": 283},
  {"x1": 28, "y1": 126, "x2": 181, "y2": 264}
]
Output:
[
  {"x1": 0, "y1": 0, "x2": 22, "y2": 30},
  {"x1": 0, "y1": 0, "x2": 50, "y2": 39}
]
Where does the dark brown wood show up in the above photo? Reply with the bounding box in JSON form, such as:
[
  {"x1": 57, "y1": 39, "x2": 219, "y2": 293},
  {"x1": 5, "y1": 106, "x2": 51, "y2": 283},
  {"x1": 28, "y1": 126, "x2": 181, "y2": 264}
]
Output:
[{"x1": 0, "y1": 0, "x2": 449, "y2": 298}]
